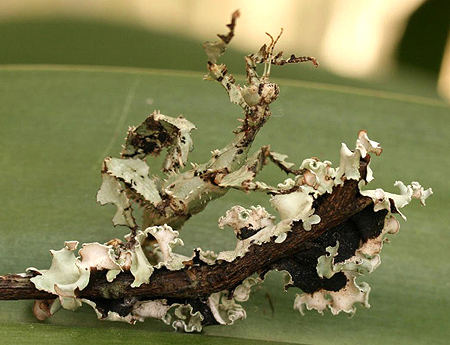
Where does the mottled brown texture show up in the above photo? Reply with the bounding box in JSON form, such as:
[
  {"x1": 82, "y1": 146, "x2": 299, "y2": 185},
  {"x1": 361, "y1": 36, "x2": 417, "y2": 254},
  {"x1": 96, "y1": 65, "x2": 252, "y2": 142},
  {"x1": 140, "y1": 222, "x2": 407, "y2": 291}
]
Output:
[{"x1": 0, "y1": 275, "x2": 54, "y2": 300}]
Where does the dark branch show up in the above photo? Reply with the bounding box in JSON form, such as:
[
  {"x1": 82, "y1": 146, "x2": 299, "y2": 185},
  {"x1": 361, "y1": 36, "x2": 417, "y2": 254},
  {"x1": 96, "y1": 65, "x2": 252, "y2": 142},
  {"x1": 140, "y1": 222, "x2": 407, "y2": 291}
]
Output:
[{"x1": 0, "y1": 168, "x2": 372, "y2": 302}]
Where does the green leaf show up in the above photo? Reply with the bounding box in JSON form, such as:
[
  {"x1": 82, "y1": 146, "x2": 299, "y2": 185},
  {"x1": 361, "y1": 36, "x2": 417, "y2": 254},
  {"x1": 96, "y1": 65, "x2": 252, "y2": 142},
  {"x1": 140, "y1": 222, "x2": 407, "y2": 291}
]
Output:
[{"x1": 0, "y1": 66, "x2": 449, "y2": 344}]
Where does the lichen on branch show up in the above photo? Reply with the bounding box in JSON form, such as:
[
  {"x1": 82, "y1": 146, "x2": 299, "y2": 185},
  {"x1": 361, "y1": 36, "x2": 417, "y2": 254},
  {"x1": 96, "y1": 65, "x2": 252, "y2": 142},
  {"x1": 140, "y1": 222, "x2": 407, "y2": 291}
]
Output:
[{"x1": 0, "y1": 11, "x2": 432, "y2": 333}]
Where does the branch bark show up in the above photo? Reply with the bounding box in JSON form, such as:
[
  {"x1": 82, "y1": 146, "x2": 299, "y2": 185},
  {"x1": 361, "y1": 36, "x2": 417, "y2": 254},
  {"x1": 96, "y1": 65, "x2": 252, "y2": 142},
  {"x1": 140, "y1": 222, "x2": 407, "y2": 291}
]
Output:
[{"x1": 0, "y1": 174, "x2": 372, "y2": 302}]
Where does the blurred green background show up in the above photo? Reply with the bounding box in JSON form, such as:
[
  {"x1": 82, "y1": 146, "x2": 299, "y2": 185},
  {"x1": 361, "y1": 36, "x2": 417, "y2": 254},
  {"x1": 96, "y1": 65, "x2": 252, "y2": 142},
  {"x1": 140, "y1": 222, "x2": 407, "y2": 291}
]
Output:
[
  {"x1": 0, "y1": 1, "x2": 449, "y2": 344},
  {"x1": 0, "y1": 0, "x2": 449, "y2": 99}
]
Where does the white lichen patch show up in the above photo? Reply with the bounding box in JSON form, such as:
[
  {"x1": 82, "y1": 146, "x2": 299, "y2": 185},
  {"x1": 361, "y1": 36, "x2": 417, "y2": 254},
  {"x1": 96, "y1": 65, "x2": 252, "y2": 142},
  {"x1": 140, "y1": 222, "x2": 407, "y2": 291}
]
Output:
[
  {"x1": 97, "y1": 173, "x2": 136, "y2": 228},
  {"x1": 76, "y1": 298, "x2": 174, "y2": 325},
  {"x1": 214, "y1": 205, "x2": 297, "y2": 262},
  {"x1": 82, "y1": 299, "x2": 136, "y2": 324},
  {"x1": 28, "y1": 241, "x2": 90, "y2": 310},
  {"x1": 335, "y1": 130, "x2": 382, "y2": 185},
  {"x1": 358, "y1": 216, "x2": 400, "y2": 257},
  {"x1": 297, "y1": 174, "x2": 431, "y2": 317},
  {"x1": 104, "y1": 157, "x2": 162, "y2": 206},
  {"x1": 328, "y1": 273, "x2": 370, "y2": 315},
  {"x1": 79, "y1": 243, "x2": 121, "y2": 271},
  {"x1": 316, "y1": 242, "x2": 381, "y2": 280},
  {"x1": 299, "y1": 158, "x2": 336, "y2": 195},
  {"x1": 294, "y1": 290, "x2": 330, "y2": 315},
  {"x1": 132, "y1": 299, "x2": 171, "y2": 322},
  {"x1": 218, "y1": 205, "x2": 275, "y2": 237},
  {"x1": 277, "y1": 178, "x2": 296, "y2": 191},
  {"x1": 361, "y1": 181, "x2": 433, "y2": 220},
  {"x1": 233, "y1": 276, "x2": 261, "y2": 302},
  {"x1": 208, "y1": 292, "x2": 246, "y2": 325},
  {"x1": 84, "y1": 298, "x2": 199, "y2": 328},
  {"x1": 356, "y1": 130, "x2": 383, "y2": 158},
  {"x1": 163, "y1": 304, "x2": 204, "y2": 332},
  {"x1": 299, "y1": 239, "x2": 380, "y2": 315},
  {"x1": 335, "y1": 143, "x2": 361, "y2": 184},
  {"x1": 144, "y1": 225, "x2": 188, "y2": 270},
  {"x1": 270, "y1": 190, "x2": 321, "y2": 230},
  {"x1": 294, "y1": 273, "x2": 370, "y2": 316}
]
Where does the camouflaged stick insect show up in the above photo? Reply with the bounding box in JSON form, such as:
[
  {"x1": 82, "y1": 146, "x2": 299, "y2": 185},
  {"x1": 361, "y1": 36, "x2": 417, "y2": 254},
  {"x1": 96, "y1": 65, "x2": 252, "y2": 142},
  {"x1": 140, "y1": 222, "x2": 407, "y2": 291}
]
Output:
[
  {"x1": 97, "y1": 10, "x2": 319, "y2": 238},
  {"x1": 0, "y1": 11, "x2": 432, "y2": 333}
]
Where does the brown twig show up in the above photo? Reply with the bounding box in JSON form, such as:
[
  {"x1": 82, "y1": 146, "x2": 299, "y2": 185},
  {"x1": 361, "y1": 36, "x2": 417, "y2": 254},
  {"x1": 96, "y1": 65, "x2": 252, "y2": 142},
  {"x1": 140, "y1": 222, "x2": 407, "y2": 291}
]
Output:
[{"x1": 0, "y1": 174, "x2": 372, "y2": 302}]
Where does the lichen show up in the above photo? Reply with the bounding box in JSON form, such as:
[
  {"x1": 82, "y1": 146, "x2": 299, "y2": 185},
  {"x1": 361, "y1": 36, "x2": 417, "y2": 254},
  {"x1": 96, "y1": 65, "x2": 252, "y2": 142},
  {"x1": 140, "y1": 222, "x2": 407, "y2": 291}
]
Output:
[
  {"x1": 97, "y1": 173, "x2": 136, "y2": 228},
  {"x1": 207, "y1": 292, "x2": 246, "y2": 326},
  {"x1": 27, "y1": 241, "x2": 90, "y2": 311},
  {"x1": 270, "y1": 191, "x2": 321, "y2": 230},
  {"x1": 360, "y1": 181, "x2": 433, "y2": 220},
  {"x1": 163, "y1": 304, "x2": 204, "y2": 332},
  {"x1": 294, "y1": 177, "x2": 431, "y2": 316},
  {"x1": 218, "y1": 205, "x2": 275, "y2": 240},
  {"x1": 18, "y1": 11, "x2": 432, "y2": 333},
  {"x1": 335, "y1": 130, "x2": 382, "y2": 185}
]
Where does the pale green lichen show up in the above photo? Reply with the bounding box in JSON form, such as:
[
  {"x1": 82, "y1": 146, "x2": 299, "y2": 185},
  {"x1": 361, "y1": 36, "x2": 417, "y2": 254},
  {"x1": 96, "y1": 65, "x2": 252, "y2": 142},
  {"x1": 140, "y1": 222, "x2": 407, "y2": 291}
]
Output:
[
  {"x1": 299, "y1": 158, "x2": 336, "y2": 195},
  {"x1": 28, "y1": 241, "x2": 90, "y2": 310},
  {"x1": 295, "y1": 177, "x2": 432, "y2": 316},
  {"x1": 132, "y1": 299, "x2": 171, "y2": 322},
  {"x1": 360, "y1": 181, "x2": 433, "y2": 220},
  {"x1": 316, "y1": 243, "x2": 340, "y2": 279},
  {"x1": 21, "y1": 11, "x2": 432, "y2": 333},
  {"x1": 26, "y1": 226, "x2": 186, "y2": 309},
  {"x1": 28, "y1": 241, "x2": 126, "y2": 311},
  {"x1": 145, "y1": 225, "x2": 187, "y2": 270},
  {"x1": 27, "y1": 127, "x2": 432, "y2": 329},
  {"x1": 207, "y1": 292, "x2": 246, "y2": 325},
  {"x1": 270, "y1": 190, "x2": 321, "y2": 230},
  {"x1": 294, "y1": 273, "x2": 371, "y2": 315},
  {"x1": 96, "y1": 173, "x2": 136, "y2": 228},
  {"x1": 125, "y1": 225, "x2": 189, "y2": 287},
  {"x1": 128, "y1": 240, "x2": 153, "y2": 288},
  {"x1": 163, "y1": 304, "x2": 204, "y2": 332},
  {"x1": 335, "y1": 130, "x2": 382, "y2": 185},
  {"x1": 104, "y1": 157, "x2": 162, "y2": 207},
  {"x1": 295, "y1": 240, "x2": 373, "y2": 315},
  {"x1": 233, "y1": 277, "x2": 261, "y2": 302}
]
